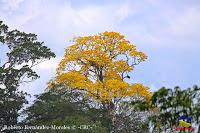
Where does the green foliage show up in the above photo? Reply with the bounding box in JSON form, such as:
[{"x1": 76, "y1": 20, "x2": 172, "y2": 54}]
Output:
[
  {"x1": 23, "y1": 89, "x2": 110, "y2": 133},
  {"x1": 0, "y1": 20, "x2": 55, "y2": 132},
  {"x1": 151, "y1": 86, "x2": 199, "y2": 131},
  {"x1": 133, "y1": 86, "x2": 200, "y2": 132},
  {"x1": 125, "y1": 86, "x2": 200, "y2": 132}
]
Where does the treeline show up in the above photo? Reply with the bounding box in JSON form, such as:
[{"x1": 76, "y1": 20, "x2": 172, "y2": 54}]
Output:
[{"x1": 21, "y1": 85, "x2": 199, "y2": 133}]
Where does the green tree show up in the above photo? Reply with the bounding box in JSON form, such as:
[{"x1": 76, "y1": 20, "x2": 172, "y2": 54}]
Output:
[
  {"x1": 23, "y1": 88, "x2": 110, "y2": 133},
  {"x1": 134, "y1": 86, "x2": 200, "y2": 132},
  {"x1": 0, "y1": 20, "x2": 55, "y2": 132}
]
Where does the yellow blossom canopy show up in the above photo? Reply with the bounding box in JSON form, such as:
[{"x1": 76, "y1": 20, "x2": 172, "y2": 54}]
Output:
[{"x1": 50, "y1": 31, "x2": 151, "y2": 101}]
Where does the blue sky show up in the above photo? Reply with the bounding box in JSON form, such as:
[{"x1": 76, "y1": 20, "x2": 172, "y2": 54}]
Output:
[{"x1": 0, "y1": 0, "x2": 200, "y2": 99}]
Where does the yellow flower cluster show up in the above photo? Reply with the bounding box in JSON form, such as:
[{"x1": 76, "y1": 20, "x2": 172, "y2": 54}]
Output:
[
  {"x1": 56, "y1": 71, "x2": 87, "y2": 89},
  {"x1": 127, "y1": 83, "x2": 152, "y2": 98}
]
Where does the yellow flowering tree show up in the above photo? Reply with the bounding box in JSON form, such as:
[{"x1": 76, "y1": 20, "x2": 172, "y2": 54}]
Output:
[
  {"x1": 49, "y1": 31, "x2": 151, "y2": 127},
  {"x1": 52, "y1": 31, "x2": 150, "y2": 100}
]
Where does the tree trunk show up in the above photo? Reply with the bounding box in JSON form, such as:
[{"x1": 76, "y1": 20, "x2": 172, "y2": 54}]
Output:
[{"x1": 107, "y1": 101, "x2": 116, "y2": 132}]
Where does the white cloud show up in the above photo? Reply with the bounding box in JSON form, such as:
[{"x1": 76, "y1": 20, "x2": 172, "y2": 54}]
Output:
[
  {"x1": 1, "y1": 0, "x2": 199, "y2": 50},
  {"x1": 114, "y1": 3, "x2": 134, "y2": 21},
  {"x1": 1, "y1": 1, "x2": 133, "y2": 30},
  {"x1": 34, "y1": 57, "x2": 61, "y2": 70},
  {"x1": 0, "y1": 0, "x2": 24, "y2": 12},
  {"x1": 122, "y1": 5, "x2": 200, "y2": 49},
  {"x1": 167, "y1": 8, "x2": 200, "y2": 38},
  {"x1": 153, "y1": 7, "x2": 200, "y2": 49},
  {"x1": 0, "y1": 0, "x2": 136, "y2": 49}
]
